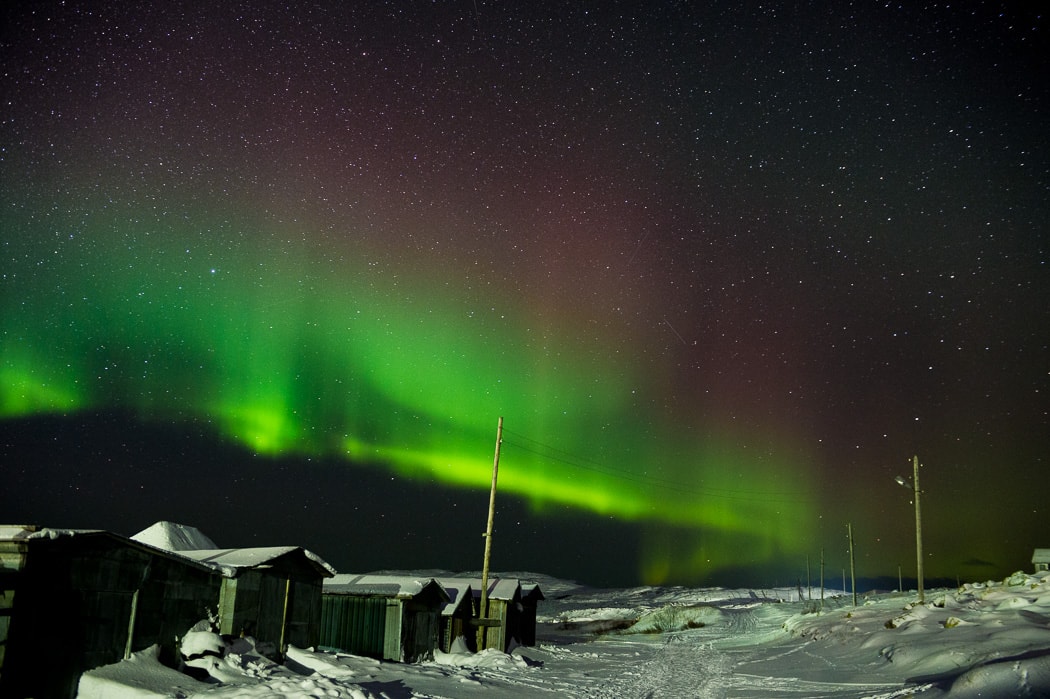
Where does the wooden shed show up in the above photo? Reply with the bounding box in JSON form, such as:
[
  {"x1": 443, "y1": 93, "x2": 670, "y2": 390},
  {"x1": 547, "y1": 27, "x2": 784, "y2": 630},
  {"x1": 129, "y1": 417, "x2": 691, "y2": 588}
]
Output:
[
  {"x1": 518, "y1": 582, "x2": 546, "y2": 646},
  {"x1": 0, "y1": 524, "x2": 336, "y2": 699},
  {"x1": 178, "y1": 546, "x2": 336, "y2": 656},
  {"x1": 1033, "y1": 548, "x2": 1050, "y2": 573},
  {"x1": 0, "y1": 525, "x2": 221, "y2": 699},
  {"x1": 131, "y1": 520, "x2": 336, "y2": 656},
  {"x1": 436, "y1": 579, "x2": 476, "y2": 653},
  {"x1": 435, "y1": 577, "x2": 542, "y2": 652},
  {"x1": 0, "y1": 525, "x2": 33, "y2": 673},
  {"x1": 320, "y1": 574, "x2": 449, "y2": 662}
]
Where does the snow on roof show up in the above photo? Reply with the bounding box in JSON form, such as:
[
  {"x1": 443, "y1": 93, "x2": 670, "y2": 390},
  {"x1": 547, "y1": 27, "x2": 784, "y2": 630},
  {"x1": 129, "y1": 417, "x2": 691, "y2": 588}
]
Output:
[
  {"x1": 0, "y1": 524, "x2": 39, "y2": 540},
  {"x1": 432, "y1": 579, "x2": 474, "y2": 612},
  {"x1": 435, "y1": 580, "x2": 474, "y2": 615},
  {"x1": 178, "y1": 547, "x2": 337, "y2": 578},
  {"x1": 521, "y1": 582, "x2": 546, "y2": 601},
  {"x1": 20, "y1": 527, "x2": 106, "y2": 540},
  {"x1": 1033, "y1": 548, "x2": 1050, "y2": 563},
  {"x1": 2, "y1": 526, "x2": 221, "y2": 574},
  {"x1": 3, "y1": 524, "x2": 336, "y2": 579},
  {"x1": 434, "y1": 576, "x2": 522, "y2": 601},
  {"x1": 324, "y1": 574, "x2": 449, "y2": 601},
  {"x1": 131, "y1": 521, "x2": 217, "y2": 551}
]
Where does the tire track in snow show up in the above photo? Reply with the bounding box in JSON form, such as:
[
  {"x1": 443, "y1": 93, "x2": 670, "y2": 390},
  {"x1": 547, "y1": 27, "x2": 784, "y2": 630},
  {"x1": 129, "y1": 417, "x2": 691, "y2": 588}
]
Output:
[
  {"x1": 584, "y1": 633, "x2": 733, "y2": 699},
  {"x1": 634, "y1": 634, "x2": 733, "y2": 698},
  {"x1": 575, "y1": 606, "x2": 760, "y2": 698}
]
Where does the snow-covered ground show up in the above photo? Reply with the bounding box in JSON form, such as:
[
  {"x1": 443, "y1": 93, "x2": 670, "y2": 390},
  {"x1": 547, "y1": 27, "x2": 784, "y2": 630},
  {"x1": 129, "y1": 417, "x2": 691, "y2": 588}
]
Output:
[{"x1": 78, "y1": 570, "x2": 1050, "y2": 698}]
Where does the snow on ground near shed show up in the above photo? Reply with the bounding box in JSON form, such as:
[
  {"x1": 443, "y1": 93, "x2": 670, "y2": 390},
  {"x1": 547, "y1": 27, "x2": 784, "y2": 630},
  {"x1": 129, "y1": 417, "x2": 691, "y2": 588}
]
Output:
[{"x1": 78, "y1": 570, "x2": 1050, "y2": 698}]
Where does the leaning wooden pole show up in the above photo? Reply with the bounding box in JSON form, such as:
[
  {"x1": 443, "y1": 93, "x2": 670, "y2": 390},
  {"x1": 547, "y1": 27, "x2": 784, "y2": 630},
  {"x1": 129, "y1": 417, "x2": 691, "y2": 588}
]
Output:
[{"x1": 478, "y1": 416, "x2": 504, "y2": 649}]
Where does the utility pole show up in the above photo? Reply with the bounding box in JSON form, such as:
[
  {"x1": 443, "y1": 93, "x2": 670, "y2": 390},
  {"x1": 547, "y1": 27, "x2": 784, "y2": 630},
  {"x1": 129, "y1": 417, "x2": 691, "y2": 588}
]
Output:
[
  {"x1": 912, "y1": 455, "x2": 924, "y2": 604},
  {"x1": 895, "y1": 456, "x2": 925, "y2": 604},
  {"x1": 477, "y1": 416, "x2": 503, "y2": 650},
  {"x1": 820, "y1": 547, "x2": 825, "y2": 610},
  {"x1": 848, "y1": 523, "x2": 857, "y2": 607},
  {"x1": 806, "y1": 554, "x2": 811, "y2": 601}
]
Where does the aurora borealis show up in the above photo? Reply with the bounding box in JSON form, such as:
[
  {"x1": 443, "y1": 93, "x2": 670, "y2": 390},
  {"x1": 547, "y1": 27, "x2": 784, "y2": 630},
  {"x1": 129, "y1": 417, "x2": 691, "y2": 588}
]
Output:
[{"x1": 2, "y1": 2, "x2": 1047, "y2": 588}]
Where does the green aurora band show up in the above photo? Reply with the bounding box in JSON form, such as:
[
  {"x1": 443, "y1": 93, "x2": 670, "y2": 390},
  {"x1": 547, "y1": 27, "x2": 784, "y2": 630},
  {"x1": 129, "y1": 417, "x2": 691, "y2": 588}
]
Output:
[{"x1": 2, "y1": 208, "x2": 818, "y2": 584}]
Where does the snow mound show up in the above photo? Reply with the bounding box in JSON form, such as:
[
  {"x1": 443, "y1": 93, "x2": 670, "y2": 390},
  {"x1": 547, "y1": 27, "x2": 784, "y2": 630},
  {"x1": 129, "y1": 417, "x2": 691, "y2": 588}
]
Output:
[
  {"x1": 284, "y1": 645, "x2": 372, "y2": 679},
  {"x1": 181, "y1": 630, "x2": 224, "y2": 658},
  {"x1": 433, "y1": 647, "x2": 532, "y2": 670},
  {"x1": 78, "y1": 644, "x2": 211, "y2": 698},
  {"x1": 132, "y1": 521, "x2": 217, "y2": 551},
  {"x1": 946, "y1": 651, "x2": 1050, "y2": 698},
  {"x1": 625, "y1": 603, "x2": 726, "y2": 634}
]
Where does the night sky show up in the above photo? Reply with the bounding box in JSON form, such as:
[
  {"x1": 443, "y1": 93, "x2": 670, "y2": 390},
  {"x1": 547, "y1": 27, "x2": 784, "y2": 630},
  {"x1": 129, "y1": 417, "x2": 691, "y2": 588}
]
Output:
[{"x1": 2, "y1": 2, "x2": 1047, "y2": 589}]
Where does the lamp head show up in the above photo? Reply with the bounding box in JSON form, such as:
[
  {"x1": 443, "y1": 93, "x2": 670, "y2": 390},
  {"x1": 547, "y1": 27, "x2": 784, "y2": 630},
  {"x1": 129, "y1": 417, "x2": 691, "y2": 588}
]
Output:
[{"x1": 894, "y1": 475, "x2": 909, "y2": 488}]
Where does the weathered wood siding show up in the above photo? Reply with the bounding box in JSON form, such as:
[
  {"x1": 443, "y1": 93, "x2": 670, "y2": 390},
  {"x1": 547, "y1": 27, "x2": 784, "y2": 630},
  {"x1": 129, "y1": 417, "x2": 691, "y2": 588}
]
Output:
[
  {"x1": 439, "y1": 592, "x2": 476, "y2": 653},
  {"x1": 481, "y1": 597, "x2": 509, "y2": 652},
  {"x1": 320, "y1": 594, "x2": 389, "y2": 657},
  {"x1": 0, "y1": 534, "x2": 218, "y2": 699},
  {"x1": 0, "y1": 529, "x2": 32, "y2": 672},
  {"x1": 286, "y1": 578, "x2": 324, "y2": 649},
  {"x1": 401, "y1": 596, "x2": 440, "y2": 662}
]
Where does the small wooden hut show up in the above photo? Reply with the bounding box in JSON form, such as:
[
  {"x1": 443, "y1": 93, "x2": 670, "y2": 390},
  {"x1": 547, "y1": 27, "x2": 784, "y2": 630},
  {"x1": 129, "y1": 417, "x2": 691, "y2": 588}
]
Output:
[
  {"x1": 434, "y1": 577, "x2": 543, "y2": 652},
  {"x1": 1033, "y1": 548, "x2": 1050, "y2": 573},
  {"x1": 436, "y1": 579, "x2": 476, "y2": 653},
  {"x1": 320, "y1": 574, "x2": 449, "y2": 662},
  {"x1": 0, "y1": 524, "x2": 336, "y2": 699},
  {"x1": 0, "y1": 525, "x2": 220, "y2": 699},
  {"x1": 178, "y1": 546, "x2": 336, "y2": 656},
  {"x1": 518, "y1": 582, "x2": 546, "y2": 646}
]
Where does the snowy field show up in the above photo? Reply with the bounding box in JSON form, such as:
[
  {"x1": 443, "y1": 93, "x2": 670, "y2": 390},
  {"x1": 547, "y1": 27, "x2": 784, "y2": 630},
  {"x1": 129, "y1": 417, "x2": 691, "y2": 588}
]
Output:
[{"x1": 78, "y1": 570, "x2": 1050, "y2": 698}]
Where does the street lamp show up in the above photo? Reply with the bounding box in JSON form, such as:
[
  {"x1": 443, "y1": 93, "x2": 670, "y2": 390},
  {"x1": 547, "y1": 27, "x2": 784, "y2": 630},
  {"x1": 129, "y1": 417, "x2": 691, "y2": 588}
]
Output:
[{"x1": 894, "y1": 455, "x2": 924, "y2": 604}]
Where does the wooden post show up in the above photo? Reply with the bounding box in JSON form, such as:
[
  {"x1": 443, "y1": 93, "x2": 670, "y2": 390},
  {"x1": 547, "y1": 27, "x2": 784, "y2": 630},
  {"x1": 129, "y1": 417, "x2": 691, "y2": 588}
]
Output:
[
  {"x1": 806, "y1": 554, "x2": 811, "y2": 601},
  {"x1": 913, "y1": 455, "x2": 925, "y2": 604},
  {"x1": 124, "y1": 589, "x2": 140, "y2": 660},
  {"x1": 819, "y1": 547, "x2": 825, "y2": 609},
  {"x1": 279, "y1": 577, "x2": 291, "y2": 659},
  {"x1": 478, "y1": 416, "x2": 503, "y2": 650},
  {"x1": 848, "y1": 523, "x2": 857, "y2": 607}
]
